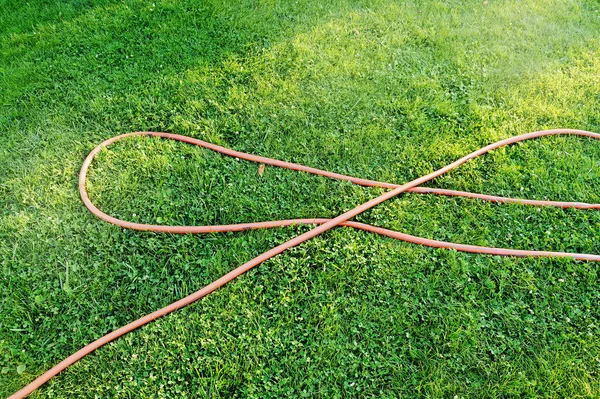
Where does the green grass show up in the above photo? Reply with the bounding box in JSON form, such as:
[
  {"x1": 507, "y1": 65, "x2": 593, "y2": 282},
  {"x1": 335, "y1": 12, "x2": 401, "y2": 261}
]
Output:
[{"x1": 2, "y1": 0, "x2": 600, "y2": 397}]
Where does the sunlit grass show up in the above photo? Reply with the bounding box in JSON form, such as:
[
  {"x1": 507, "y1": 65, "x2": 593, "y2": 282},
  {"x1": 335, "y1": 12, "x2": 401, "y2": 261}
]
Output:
[{"x1": 2, "y1": 0, "x2": 600, "y2": 397}]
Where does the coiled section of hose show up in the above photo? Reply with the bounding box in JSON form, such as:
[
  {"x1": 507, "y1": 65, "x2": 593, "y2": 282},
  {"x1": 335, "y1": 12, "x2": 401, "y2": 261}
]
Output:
[{"x1": 10, "y1": 128, "x2": 600, "y2": 398}]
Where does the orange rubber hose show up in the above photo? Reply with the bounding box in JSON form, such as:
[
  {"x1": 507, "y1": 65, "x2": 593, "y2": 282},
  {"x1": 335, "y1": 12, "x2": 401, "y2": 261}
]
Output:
[{"x1": 10, "y1": 128, "x2": 600, "y2": 398}]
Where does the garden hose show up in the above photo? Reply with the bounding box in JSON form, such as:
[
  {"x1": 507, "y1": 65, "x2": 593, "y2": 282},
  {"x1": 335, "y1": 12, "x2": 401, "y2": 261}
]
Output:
[{"x1": 10, "y1": 128, "x2": 600, "y2": 398}]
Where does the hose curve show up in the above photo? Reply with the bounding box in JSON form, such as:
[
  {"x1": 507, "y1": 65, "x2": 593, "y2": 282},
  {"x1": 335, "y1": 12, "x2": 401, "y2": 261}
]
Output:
[{"x1": 10, "y1": 128, "x2": 600, "y2": 398}]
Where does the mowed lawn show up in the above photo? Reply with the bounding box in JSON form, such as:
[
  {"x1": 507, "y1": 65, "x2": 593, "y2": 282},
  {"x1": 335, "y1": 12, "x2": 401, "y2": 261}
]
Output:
[{"x1": 2, "y1": 0, "x2": 600, "y2": 397}]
